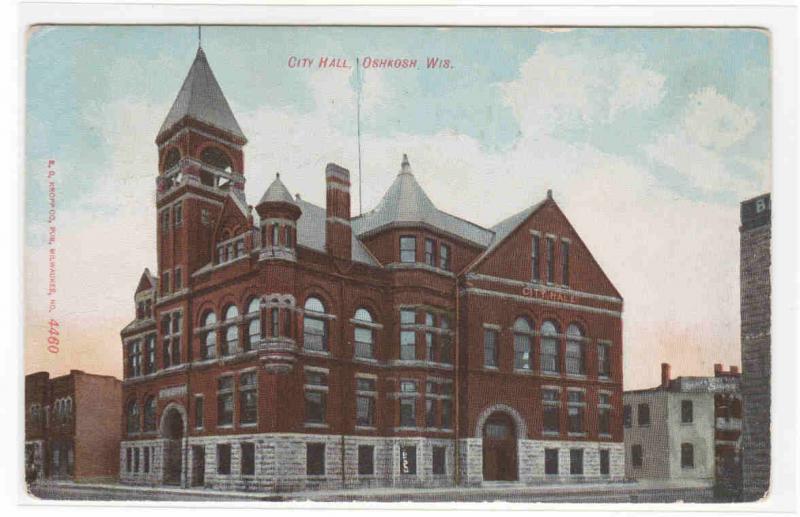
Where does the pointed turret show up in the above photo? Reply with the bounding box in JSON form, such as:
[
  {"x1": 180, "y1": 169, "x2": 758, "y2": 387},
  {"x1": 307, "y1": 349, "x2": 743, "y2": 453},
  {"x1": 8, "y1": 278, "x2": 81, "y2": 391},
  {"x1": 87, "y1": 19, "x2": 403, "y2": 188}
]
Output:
[
  {"x1": 157, "y1": 47, "x2": 246, "y2": 144},
  {"x1": 256, "y1": 174, "x2": 302, "y2": 261}
]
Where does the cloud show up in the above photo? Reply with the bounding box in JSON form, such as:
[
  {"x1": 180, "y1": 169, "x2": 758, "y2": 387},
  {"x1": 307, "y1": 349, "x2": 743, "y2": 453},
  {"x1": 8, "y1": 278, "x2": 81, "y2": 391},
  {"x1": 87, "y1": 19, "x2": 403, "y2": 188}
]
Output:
[
  {"x1": 500, "y1": 44, "x2": 666, "y2": 132},
  {"x1": 643, "y1": 87, "x2": 762, "y2": 197}
]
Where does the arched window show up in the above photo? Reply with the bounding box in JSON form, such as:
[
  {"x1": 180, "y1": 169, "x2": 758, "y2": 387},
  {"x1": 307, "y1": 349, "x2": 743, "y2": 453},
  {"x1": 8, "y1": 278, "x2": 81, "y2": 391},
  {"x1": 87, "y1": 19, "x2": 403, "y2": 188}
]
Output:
[
  {"x1": 200, "y1": 146, "x2": 233, "y2": 173},
  {"x1": 223, "y1": 305, "x2": 239, "y2": 356},
  {"x1": 246, "y1": 298, "x2": 261, "y2": 351},
  {"x1": 201, "y1": 310, "x2": 217, "y2": 359},
  {"x1": 354, "y1": 308, "x2": 374, "y2": 359},
  {"x1": 126, "y1": 400, "x2": 140, "y2": 433},
  {"x1": 303, "y1": 297, "x2": 327, "y2": 352},
  {"x1": 566, "y1": 323, "x2": 586, "y2": 376},
  {"x1": 540, "y1": 320, "x2": 560, "y2": 374},
  {"x1": 163, "y1": 148, "x2": 180, "y2": 171},
  {"x1": 143, "y1": 396, "x2": 157, "y2": 432},
  {"x1": 513, "y1": 317, "x2": 533, "y2": 370},
  {"x1": 203, "y1": 311, "x2": 217, "y2": 327}
]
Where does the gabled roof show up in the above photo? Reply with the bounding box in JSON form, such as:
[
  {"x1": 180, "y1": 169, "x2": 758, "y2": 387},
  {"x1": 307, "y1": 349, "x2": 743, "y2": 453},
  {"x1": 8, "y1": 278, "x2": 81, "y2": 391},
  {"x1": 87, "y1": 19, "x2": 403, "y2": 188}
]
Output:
[
  {"x1": 157, "y1": 47, "x2": 246, "y2": 142},
  {"x1": 258, "y1": 174, "x2": 297, "y2": 206},
  {"x1": 135, "y1": 268, "x2": 157, "y2": 294},
  {"x1": 295, "y1": 199, "x2": 380, "y2": 267},
  {"x1": 351, "y1": 155, "x2": 493, "y2": 247}
]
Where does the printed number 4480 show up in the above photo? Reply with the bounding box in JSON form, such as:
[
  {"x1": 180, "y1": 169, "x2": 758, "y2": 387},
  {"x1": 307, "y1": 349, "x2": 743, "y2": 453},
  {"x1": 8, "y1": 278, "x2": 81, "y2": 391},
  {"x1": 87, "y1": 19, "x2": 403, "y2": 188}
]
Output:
[{"x1": 47, "y1": 319, "x2": 60, "y2": 353}]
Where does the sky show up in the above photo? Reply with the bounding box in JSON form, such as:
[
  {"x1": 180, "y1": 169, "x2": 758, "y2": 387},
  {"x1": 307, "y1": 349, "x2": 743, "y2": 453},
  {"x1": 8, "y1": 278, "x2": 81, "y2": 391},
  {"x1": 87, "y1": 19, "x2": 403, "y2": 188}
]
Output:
[{"x1": 24, "y1": 26, "x2": 770, "y2": 389}]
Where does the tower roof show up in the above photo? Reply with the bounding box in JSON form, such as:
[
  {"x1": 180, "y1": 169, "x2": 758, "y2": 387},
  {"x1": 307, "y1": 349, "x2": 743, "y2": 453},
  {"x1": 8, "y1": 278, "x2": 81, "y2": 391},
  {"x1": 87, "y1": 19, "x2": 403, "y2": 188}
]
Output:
[
  {"x1": 352, "y1": 155, "x2": 493, "y2": 246},
  {"x1": 157, "y1": 47, "x2": 246, "y2": 142},
  {"x1": 258, "y1": 173, "x2": 297, "y2": 206}
]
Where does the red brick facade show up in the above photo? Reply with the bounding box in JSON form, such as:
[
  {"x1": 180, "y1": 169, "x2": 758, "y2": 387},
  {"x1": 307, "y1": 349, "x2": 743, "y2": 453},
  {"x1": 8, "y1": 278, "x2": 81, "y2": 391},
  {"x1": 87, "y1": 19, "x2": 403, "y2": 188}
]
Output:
[{"x1": 119, "y1": 48, "x2": 624, "y2": 489}]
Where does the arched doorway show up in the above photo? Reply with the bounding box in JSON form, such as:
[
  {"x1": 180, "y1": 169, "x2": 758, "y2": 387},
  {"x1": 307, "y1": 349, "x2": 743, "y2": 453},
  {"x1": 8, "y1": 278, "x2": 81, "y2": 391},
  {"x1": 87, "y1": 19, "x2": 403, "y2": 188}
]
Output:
[
  {"x1": 161, "y1": 406, "x2": 185, "y2": 485},
  {"x1": 482, "y1": 412, "x2": 518, "y2": 481}
]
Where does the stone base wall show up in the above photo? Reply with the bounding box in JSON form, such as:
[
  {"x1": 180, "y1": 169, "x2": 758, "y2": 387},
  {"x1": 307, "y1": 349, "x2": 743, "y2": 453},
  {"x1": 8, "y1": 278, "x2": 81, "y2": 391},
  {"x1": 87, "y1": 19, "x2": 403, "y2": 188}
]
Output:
[
  {"x1": 119, "y1": 439, "x2": 165, "y2": 485},
  {"x1": 121, "y1": 434, "x2": 624, "y2": 491},
  {"x1": 25, "y1": 440, "x2": 45, "y2": 480}
]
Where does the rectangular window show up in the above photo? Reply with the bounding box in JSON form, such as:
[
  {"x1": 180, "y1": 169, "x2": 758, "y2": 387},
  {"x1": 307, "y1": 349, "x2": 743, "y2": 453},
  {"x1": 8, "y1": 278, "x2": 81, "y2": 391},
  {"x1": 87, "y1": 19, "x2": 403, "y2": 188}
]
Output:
[
  {"x1": 217, "y1": 444, "x2": 231, "y2": 475},
  {"x1": 399, "y1": 445, "x2": 417, "y2": 475},
  {"x1": 144, "y1": 446, "x2": 150, "y2": 473},
  {"x1": 400, "y1": 398, "x2": 416, "y2": 428},
  {"x1": 598, "y1": 393, "x2": 612, "y2": 435},
  {"x1": 569, "y1": 449, "x2": 583, "y2": 475},
  {"x1": 425, "y1": 398, "x2": 436, "y2": 428},
  {"x1": 162, "y1": 208, "x2": 170, "y2": 231},
  {"x1": 681, "y1": 400, "x2": 693, "y2": 423},
  {"x1": 126, "y1": 448, "x2": 132, "y2": 472},
  {"x1": 239, "y1": 372, "x2": 258, "y2": 425},
  {"x1": 424, "y1": 238, "x2": 436, "y2": 266},
  {"x1": 194, "y1": 395, "x2": 204, "y2": 429},
  {"x1": 681, "y1": 443, "x2": 694, "y2": 468},
  {"x1": 484, "y1": 329, "x2": 498, "y2": 367},
  {"x1": 441, "y1": 399, "x2": 453, "y2": 429},
  {"x1": 358, "y1": 445, "x2": 374, "y2": 475},
  {"x1": 399, "y1": 236, "x2": 416, "y2": 263},
  {"x1": 306, "y1": 443, "x2": 325, "y2": 476},
  {"x1": 356, "y1": 395, "x2": 375, "y2": 427},
  {"x1": 544, "y1": 448, "x2": 559, "y2": 475},
  {"x1": 271, "y1": 308, "x2": 279, "y2": 337},
  {"x1": 134, "y1": 448, "x2": 140, "y2": 473},
  {"x1": 217, "y1": 376, "x2": 234, "y2": 426},
  {"x1": 598, "y1": 343, "x2": 611, "y2": 377},
  {"x1": 305, "y1": 391, "x2": 326, "y2": 424},
  {"x1": 568, "y1": 390, "x2": 585, "y2": 434},
  {"x1": 623, "y1": 404, "x2": 632, "y2": 428},
  {"x1": 600, "y1": 449, "x2": 610, "y2": 475},
  {"x1": 241, "y1": 442, "x2": 255, "y2": 476},
  {"x1": 400, "y1": 330, "x2": 416, "y2": 360},
  {"x1": 162, "y1": 271, "x2": 170, "y2": 295},
  {"x1": 174, "y1": 267, "x2": 182, "y2": 290},
  {"x1": 174, "y1": 202, "x2": 183, "y2": 226},
  {"x1": 439, "y1": 244, "x2": 451, "y2": 270},
  {"x1": 542, "y1": 388, "x2": 561, "y2": 433},
  {"x1": 638, "y1": 403, "x2": 650, "y2": 426},
  {"x1": 201, "y1": 208, "x2": 210, "y2": 225},
  {"x1": 561, "y1": 240, "x2": 570, "y2": 286},
  {"x1": 432, "y1": 446, "x2": 446, "y2": 475},
  {"x1": 546, "y1": 237, "x2": 555, "y2": 283},
  {"x1": 531, "y1": 234, "x2": 540, "y2": 281},
  {"x1": 631, "y1": 444, "x2": 643, "y2": 468},
  {"x1": 145, "y1": 335, "x2": 155, "y2": 373}
]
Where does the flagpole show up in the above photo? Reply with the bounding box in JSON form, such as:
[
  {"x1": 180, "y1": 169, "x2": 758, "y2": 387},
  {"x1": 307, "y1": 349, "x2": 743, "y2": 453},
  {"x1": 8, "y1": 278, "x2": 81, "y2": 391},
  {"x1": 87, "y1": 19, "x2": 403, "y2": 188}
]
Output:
[{"x1": 356, "y1": 57, "x2": 363, "y2": 216}]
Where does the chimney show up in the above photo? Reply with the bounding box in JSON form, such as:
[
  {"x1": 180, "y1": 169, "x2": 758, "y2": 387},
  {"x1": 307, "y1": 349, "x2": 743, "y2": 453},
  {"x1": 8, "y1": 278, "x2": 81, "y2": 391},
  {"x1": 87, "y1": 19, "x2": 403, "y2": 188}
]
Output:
[
  {"x1": 730, "y1": 365, "x2": 739, "y2": 375},
  {"x1": 325, "y1": 163, "x2": 352, "y2": 261},
  {"x1": 661, "y1": 363, "x2": 671, "y2": 388},
  {"x1": 714, "y1": 363, "x2": 723, "y2": 375}
]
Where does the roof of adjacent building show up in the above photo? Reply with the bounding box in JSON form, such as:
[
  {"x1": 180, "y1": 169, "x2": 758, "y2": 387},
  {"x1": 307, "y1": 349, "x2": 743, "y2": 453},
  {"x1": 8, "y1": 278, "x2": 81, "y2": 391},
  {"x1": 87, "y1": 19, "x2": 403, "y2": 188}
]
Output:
[
  {"x1": 351, "y1": 155, "x2": 494, "y2": 247},
  {"x1": 625, "y1": 376, "x2": 741, "y2": 396},
  {"x1": 295, "y1": 199, "x2": 379, "y2": 266},
  {"x1": 157, "y1": 47, "x2": 246, "y2": 142}
]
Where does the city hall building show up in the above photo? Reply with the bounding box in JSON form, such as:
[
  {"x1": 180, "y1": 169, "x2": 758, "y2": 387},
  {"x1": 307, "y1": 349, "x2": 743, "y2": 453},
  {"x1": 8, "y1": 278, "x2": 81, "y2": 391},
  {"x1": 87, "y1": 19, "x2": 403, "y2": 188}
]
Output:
[{"x1": 119, "y1": 47, "x2": 625, "y2": 491}]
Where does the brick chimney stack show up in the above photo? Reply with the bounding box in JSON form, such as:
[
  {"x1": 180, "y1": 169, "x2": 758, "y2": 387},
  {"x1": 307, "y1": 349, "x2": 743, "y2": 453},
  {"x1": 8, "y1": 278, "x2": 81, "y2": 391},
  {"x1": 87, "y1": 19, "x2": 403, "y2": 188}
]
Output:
[
  {"x1": 731, "y1": 365, "x2": 739, "y2": 375},
  {"x1": 661, "y1": 362, "x2": 671, "y2": 388},
  {"x1": 714, "y1": 363, "x2": 723, "y2": 375},
  {"x1": 325, "y1": 163, "x2": 352, "y2": 261}
]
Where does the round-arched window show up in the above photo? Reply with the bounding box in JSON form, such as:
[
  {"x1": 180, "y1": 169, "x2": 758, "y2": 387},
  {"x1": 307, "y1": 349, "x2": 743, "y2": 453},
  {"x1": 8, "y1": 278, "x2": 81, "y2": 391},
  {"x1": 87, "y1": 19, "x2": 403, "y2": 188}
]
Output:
[
  {"x1": 246, "y1": 298, "x2": 261, "y2": 351},
  {"x1": 200, "y1": 146, "x2": 233, "y2": 173},
  {"x1": 566, "y1": 323, "x2": 585, "y2": 375},
  {"x1": 540, "y1": 320, "x2": 560, "y2": 374},
  {"x1": 143, "y1": 396, "x2": 157, "y2": 432},
  {"x1": 354, "y1": 308, "x2": 374, "y2": 359},
  {"x1": 303, "y1": 297, "x2": 327, "y2": 352},
  {"x1": 126, "y1": 400, "x2": 140, "y2": 433},
  {"x1": 513, "y1": 317, "x2": 533, "y2": 370},
  {"x1": 202, "y1": 311, "x2": 217, "y2": 327},
  {"x1": 222, "y1": 305, "x2": 239, "y2": 356},
  {"x1": 163, "y1": 148, "x2": 181, "y2": 171}
]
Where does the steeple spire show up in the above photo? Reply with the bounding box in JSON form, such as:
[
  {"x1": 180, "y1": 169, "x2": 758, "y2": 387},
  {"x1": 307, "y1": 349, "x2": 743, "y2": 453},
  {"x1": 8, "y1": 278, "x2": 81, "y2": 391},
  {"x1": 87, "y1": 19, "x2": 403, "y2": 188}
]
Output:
[
  {"x1": 156, "y1": 46, "x2": 246, "y2": 144},
  {"x1": 400, "y1": 153, "x2": 412, "y2": 175}
]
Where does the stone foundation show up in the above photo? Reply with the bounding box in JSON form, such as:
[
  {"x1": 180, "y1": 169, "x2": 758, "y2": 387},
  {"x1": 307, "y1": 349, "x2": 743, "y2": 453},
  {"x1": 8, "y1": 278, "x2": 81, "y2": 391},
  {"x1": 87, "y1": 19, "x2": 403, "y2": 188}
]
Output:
[{"x1": 121, "y1": 434, "x2": 624, "y2": 490}]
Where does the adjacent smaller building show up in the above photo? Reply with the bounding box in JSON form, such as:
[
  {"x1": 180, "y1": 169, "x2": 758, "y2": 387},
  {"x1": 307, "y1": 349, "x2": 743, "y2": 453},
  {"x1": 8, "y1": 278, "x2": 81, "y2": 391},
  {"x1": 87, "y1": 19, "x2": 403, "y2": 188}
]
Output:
[
  {"x1": 623, "y1": 363, "x2": 741, "y2": 496},
  {"x1": 25, "y1": 370, "x2": 122, "y2": 483}
]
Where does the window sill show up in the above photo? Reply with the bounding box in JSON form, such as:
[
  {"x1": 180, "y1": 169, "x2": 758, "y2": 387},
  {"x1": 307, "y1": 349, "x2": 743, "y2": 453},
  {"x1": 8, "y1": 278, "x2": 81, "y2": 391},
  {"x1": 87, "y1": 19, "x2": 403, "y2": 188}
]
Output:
[
  {"x1": 598, "y1": 433, "x2": 613, "y2": 440},
  {"x1": 216, "y1": 425, "x2": 234, "y2": 430},
  {"x1": 566, "y1": 374, "x2": 588, "y2": 380},
  {"x1": 303, "y1": 349, "x2": 331, "y2": 358},
  {"x1": 568, "y1": 432, "x2": 588, "y2": 438},
  {"x1": 355, "y1": 425, "x2": 377, "y2": 432},
  {"x1": 483, "y1": 366, "x2": 500, "y2": 371},
  {"x1": 542, "y1": 431, "x2": 560, "y2": 437},
  {"x1": 240, "y1": 423, "x2": 258, "y2": 428},
  {"x1": 540, "y1": 372, "x2": 562, "y2": 378},
  {"x1": 304, "y1": 423, "x2": 329, "y2": 429},
  {"x1": 513, "y1": 369, "x2": 535, "y2": 375},
  {"x1": 353, "y1": 356, "x2": 379, "y2": 364}
]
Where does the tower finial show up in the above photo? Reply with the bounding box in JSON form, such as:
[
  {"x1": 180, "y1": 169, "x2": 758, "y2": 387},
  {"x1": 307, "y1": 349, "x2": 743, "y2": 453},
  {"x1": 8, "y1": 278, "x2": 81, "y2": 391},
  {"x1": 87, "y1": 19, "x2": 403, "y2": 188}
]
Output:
[
  {"x1": 400, "y1": 153, "x2": 411, "y2": 174},
  {"x1": 276, "y1": 172, "x2": 280, "y2": 179},
  {"x1": 198, "y1": 25, "x2": 202, "y2": 49}
]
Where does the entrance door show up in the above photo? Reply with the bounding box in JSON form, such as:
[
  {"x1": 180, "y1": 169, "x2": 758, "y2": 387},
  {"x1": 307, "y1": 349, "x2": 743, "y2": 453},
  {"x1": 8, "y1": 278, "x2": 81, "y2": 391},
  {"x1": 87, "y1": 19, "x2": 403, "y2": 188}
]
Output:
[
  {"x1": 482, "y1": 413, "x2": 518, "y2": 481},
  {"x1": 161, "y1": 407, "x2": 184, "y2": 485},
  {"x1": 191, "y1": 445, "x2": 205, "y2": 487}
]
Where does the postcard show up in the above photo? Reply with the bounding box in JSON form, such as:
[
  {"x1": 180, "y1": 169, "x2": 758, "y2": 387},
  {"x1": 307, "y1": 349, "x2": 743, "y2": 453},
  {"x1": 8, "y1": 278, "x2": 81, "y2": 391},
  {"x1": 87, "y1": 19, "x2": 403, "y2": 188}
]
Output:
[{"x1": 21, "y1": 10, "x2": 785, "y2": 507}]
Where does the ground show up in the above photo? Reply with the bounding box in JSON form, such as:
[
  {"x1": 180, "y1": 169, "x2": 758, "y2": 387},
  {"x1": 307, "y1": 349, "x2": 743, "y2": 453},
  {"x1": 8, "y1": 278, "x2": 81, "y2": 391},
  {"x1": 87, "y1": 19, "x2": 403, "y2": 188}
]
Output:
[{"x1": 27, "y1": 479, "x2": 718, "y2": 503}]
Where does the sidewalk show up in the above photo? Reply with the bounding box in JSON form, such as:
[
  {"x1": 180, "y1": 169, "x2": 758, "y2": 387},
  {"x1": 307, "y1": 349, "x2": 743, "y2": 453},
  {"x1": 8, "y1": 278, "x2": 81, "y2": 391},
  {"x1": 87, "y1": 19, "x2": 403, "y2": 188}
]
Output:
[{"x1": 33, "y1": 478, "x2": 715, "y2": 503}]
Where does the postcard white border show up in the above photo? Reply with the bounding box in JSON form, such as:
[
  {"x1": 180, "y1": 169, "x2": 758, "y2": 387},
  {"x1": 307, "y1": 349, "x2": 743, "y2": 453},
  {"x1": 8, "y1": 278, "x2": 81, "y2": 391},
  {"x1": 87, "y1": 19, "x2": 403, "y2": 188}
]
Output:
[{"x1": 9, "y1": 1, "x2": 798, "y2": 517}]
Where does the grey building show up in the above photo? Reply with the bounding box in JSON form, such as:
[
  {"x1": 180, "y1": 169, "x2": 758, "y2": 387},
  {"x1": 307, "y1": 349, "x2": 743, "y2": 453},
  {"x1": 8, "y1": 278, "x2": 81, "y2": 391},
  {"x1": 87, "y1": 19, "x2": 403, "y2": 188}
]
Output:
[
  {"x1": 739, "y1": 193, "x2": 771, "y2": 501},
  {"x1": 623, "y1": 363, "x2": 741, "y2": 487}
]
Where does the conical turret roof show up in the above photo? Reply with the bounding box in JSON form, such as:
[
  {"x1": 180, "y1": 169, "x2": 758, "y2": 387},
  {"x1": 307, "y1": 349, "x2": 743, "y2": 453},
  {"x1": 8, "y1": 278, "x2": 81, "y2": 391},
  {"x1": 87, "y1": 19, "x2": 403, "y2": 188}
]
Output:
[
  {"x1": 258, "y1": 173, "x2": 297, "y2": 206},
  {"x1": 157, "y1": 47, "x2": 246, "y2": 142}
]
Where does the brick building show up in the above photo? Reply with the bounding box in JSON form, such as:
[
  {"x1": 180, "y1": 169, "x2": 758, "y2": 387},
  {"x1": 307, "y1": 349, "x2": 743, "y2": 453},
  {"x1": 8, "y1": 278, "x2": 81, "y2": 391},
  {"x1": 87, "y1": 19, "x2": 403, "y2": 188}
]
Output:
[
  {"x1": 25, "y1": 370, "x2": 122, "y2": 482},
  {"x1": 739, "y1": 193, "x2": 771, "y2": 501},
  {"x1": 119, "y1": 47, "x2": 625, "y2": 491},
  {"x1": 622, "y1": 364, "x2": 741, "y2": 498}
]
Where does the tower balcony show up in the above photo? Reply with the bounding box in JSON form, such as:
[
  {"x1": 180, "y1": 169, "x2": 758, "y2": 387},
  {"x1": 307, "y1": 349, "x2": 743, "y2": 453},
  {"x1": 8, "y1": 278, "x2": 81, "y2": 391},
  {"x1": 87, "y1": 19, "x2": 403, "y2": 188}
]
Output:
[{"x1": 157, "y1": 158, "x2": 245, "y2": 200}]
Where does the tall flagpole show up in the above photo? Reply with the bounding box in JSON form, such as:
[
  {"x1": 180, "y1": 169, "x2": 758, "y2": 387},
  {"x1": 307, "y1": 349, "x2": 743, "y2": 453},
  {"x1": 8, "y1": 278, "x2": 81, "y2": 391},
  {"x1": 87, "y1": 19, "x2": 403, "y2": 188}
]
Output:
[{"x1": 356, "y1": 57, "x2": 363, "y2": 216}]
